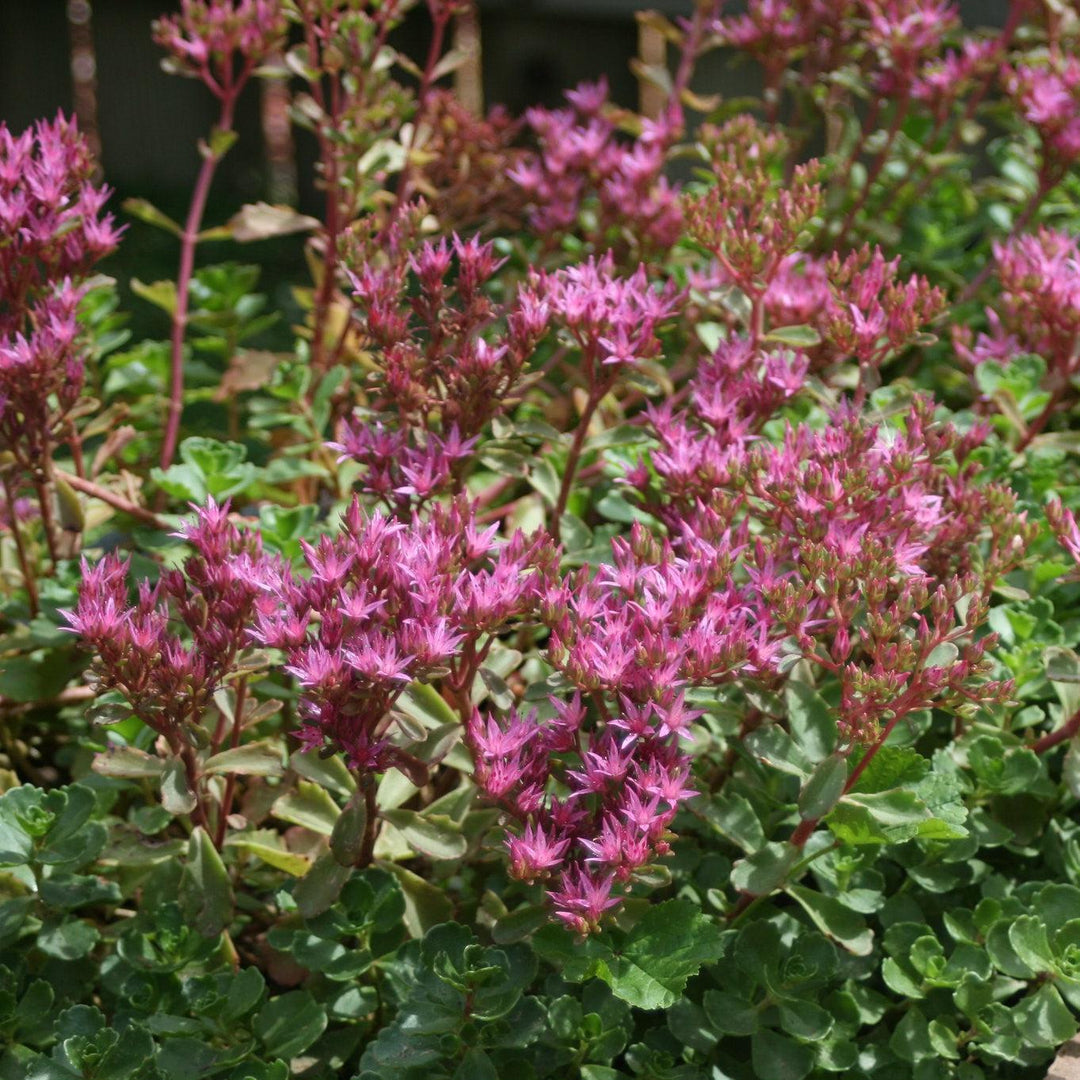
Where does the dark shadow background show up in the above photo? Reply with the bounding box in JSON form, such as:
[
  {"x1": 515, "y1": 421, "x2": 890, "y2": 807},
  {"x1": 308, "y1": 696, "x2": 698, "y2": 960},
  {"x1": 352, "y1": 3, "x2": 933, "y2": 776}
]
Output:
[{"x1": 0, "y1": 0, "x2": 1010, "y2": 341}]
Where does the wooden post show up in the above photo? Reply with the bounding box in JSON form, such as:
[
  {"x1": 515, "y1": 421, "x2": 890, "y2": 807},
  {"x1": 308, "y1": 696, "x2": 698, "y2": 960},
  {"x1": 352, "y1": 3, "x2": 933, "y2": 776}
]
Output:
[
  {"x1": 637, "y1": 17, "x2": 667, "y2": 120},
  {"x1": 453, "y1": 3, "x2": 484, "y2": 118},
  {"x1": 66, "y1": 0, "x2": 102, "y2": 176}
]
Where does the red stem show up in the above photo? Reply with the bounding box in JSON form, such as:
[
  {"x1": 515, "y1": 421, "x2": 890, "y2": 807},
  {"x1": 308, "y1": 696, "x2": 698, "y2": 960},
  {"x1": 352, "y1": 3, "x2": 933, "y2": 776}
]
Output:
[
  {"x1": 160, "y1": 89, "x2": 240, "y2": 471},
  {"x1": 958, "y1": 173, "x2": 1052, "y2": 305},
  {"x1": 1031, "y1": 709, "x2": 1080, "y2": 755},
  {"x1": 2, "y1": 472, "x2": 39, "y2": 616},
  {"x1": 58, "y1": 470, "x2": 169, "y2": 529},
  {"x1": 214, "y1": 678, "x2": 247, "y2": 849},
  {"x1": 836, "y1": 94, "x2": 910, "y2": 247},
  {"x1": 551, "y1": 386, "x2": 603, "y2": 543}
]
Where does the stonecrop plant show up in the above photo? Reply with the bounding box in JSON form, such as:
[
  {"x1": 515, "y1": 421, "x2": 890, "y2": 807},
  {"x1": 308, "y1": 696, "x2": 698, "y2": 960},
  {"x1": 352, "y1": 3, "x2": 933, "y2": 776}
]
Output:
[{"x1": 7, "y1": 0, "x2": 1080, "y2": 1077}]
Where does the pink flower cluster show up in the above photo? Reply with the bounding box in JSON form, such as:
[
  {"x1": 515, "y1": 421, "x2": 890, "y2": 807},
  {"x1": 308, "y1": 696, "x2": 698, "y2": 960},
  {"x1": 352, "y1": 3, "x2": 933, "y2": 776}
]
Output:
[
  {"x1": 509, "y1": 79, "x2": 683, "y2": 255},
  {"x1": 1004, "y1": 55, "x2": 1080, "y2": 171},
  {"x1": 913, "y1": 38, "x2": 1001, "y2": 120},
  {"x1": 537, "y1": 255, "x2": 681, "y2": 384},
  {"x1": 470, "y1": 522, "x2": 777, "y2": 935},
  {"x1": 253, "y1": 497, "x2": 556, "y2": 773},
  {"x1": 62, "y1": 500, "x2": 269, "y2": 742},
  {"x1": 642, "y1": 367, "x2": 1030, "y2": 746},
  {"x1": 864, "y1": 0, "x2": 959, "y2": 94},
  {"x1": 152, "y1": 0, "x2": 286, "y2": 89},
  {"x1": 339, "y1": 234, "x2": 550, "y2": 508},
  {"x1": 0, "y1": 114, "x2": 120, "y2": 471},
  {"x1": 686, "y1": 149, "x2": 822, "y2": 309},
  {"x1": 714, "y1": 0, "x2": 958, "y2": 99},
  {"x1": 1048, "y1": 499, "x2": 1080, "y2": 568},
  {"x1": 957, "y1": 229, "x2": 1080, "y2": 387},
  {"x1": 822, "y1": 245, "x2": 946, "y2": 374},
  {"x1": 715, "y1": 0, "x2": 844, "y2": 56}
]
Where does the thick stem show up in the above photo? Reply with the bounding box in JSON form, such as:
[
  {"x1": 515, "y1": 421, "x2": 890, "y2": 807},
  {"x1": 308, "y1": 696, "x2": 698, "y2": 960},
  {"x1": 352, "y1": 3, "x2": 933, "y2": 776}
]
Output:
[
  {"x1": 161, "y1": 92, "x2": 239, "y2": 471},
  {"x1": 358, "y1": 776, "x2": 379, "y2": 866},
  {"x1": 57, "y1": 469, "x2": 169, "y2": 529},
  {"x1": 663, "y1": 2, "x2": 712, "y2": 138},
  {"x1": 214, "y1": 677, "x2": 247, "y2": 849},
  {"x1": 1017, "y1": 382, "x2": 1068, "y2": 451},
  {"x1": 551, "y1": 387, "x2": 603, "y2": 543},
  {"x1": 957, "y1": 174, "x2": 1052, "y2": 305},
  {"x1": 179, "y1": 740, "x2": 212, "y2": 834},
  {"x1": 384, "y1": 2, "x2": 452, "y2": 229},
  {"x1": 836, "y1": 95, "x2": 910, "y2": 247},
  {"x1": 1, "y1": 473, "x2": 39, "y2": 616},
  {"x1": 1031, "y1": 709, "x2": 1080, "y2": 755},
  {"x1": 32, "y1": 467, "x2": 60, "y2": 570},
  {"x1": 883, "y1": 4, "x2": 1021, "y2": 225}
]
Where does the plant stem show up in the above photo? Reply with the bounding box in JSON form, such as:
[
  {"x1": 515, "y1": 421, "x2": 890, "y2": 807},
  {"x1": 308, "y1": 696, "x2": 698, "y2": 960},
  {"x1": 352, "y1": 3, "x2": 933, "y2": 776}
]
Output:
[
  {"x1": 1031, "y1": 709, "x2": 1080, "y2": 755},
  {"x1": 836, "y1": 95, "x2": 910, "y2": 247},
  {"x1": 32, "y1": 466, "x2": 60, "y2": 570},
  {"x1": 551, "y1": 388, "x2": 603, "y2": 543},
  {"x1": 2, "y1": 472, "x2": 39, "y2": 616},
  {"x1": 1017, "y1": 382, "x2": 1068, "y2": 451},
  {"x1": 214, "y1": 677, "x2": 247, "y2": 849},
  {"x1": 359, "y1": 775, "x2": 379, "y2": 866},
  {"x1": 57, "y1": 469, "x2": 169, "y2": 529},
  {"x1": 161, "y1": 90, "x2": 240, "y2": 471},
  {"x1": 957, "y1": 174, "x2": 1052, "y2": 305}
]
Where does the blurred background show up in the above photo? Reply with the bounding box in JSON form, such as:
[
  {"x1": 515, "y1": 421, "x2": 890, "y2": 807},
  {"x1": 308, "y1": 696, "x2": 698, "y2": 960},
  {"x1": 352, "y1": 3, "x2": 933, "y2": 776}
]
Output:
[{"x1": 0, "y1": 0, "x2": 1011, "y2": 337}]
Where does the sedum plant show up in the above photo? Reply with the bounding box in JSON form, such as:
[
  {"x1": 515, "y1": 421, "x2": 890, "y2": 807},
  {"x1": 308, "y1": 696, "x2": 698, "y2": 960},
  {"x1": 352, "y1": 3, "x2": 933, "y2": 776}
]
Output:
[{"x1": 7, "y1": 1, "x2": 1080, "y2": 1078}]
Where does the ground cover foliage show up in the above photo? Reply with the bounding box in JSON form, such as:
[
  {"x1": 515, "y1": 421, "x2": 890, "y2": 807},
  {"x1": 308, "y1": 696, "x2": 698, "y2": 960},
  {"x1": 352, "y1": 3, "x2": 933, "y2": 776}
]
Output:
[{"x1": 6, "y1": 0, "x2": 1080, "y2": 1076}]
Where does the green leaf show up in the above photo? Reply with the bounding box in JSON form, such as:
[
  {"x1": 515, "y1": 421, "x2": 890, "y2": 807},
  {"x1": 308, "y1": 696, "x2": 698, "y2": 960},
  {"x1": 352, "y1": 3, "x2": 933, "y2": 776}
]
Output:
[
  {"x1": 131, "y1": 277, "x2": 178, "y2": 316},
  {"x1": 123, "y1": 196, "x2": 183, "y2": 236},
  {"x1": 842, "y1": 789, "x2": 928, "y2": 826},
  {"x1": 254, "y1": 991, "x2": 327, "y2": 1060},
  {"x1": 452, "y1": 1048, "x2": 498, "y2": 1080},
  {"x1": 272, "y1": 782, "x2": 340, "y2": 835},
  {"x1": 785, "y1": 682, "x2": 837, "y2": 762},
  {"x1": 397, "y1": 682, "x2": 459, "y2": 730},
  {"x1": 379, "y1": 861, "x2": 454, "y2": 937},
  {"x1": 890, "y1": 1007, "x2": 934, "y2": 1063},
  {"x1": 38, "y1": 872, "x2": 121, "y2": 910},
  {"x1": 1046, "y1": 645, "x2": 1080, "y2": 682},
  {"x1": 91, "y1": 745, "x2": 165, "y2": 779},
  {"x1": 203, "y1": 740, "x2": 285, "y2": 777},
  {"x1": 1007, "y1": 915, "x2": 1056, "y2": 973},
  {"x1": 763, "y1": 324, "x2": 822, "y2": 348},
  {"x1": 1014, "y1": 984, "x2": 1077, "y2": 1048},
  {"x1": 381, "y1": 809, "x2": 467, "y2": 860},
  {"x1": 849, "y1": 746, "x2": 929, "y2": 793},
  {"x1": 745, "y1": 726, "x2": 813, "y2": 778},
  {"x1": 227, "y1": 831, "x2": 310, "y2": 876},
  {"x1": 529, "y1": 458, "x2": 561, "y2": 508},
  {"x1": 36, "y1": 918, "x2": 100, "y2": 960},
  {"x1": 225, "y1": 202, "x2": 320, "y2": 242},
  {"x1": 181, "y1": 826, "x2": 233, "y2": 937},
  {"x1": 605, "y1": 900, "x2": 726, "y2": 1009},
  {"x1": 293, "y1": 852, "x2": 352, "y2": 919},
  {"x1": 534, "y1": 899, "x2": 726, "y2": 1011},
  {"x1": 731, "y1": 842, "x2": 799, "y2": 897},
  {"x1": 330, "y1": 788, "x2": 369, "y2": 867},
  {"x1": 290, "y1": 748, "x2": 356, "y2": 799},
  {"x1": 0, "y1": 653, "x2": 79, "y2": 703},
  {"x1": 798, "y1": 754, "x2": 848, "y2": 819},
  {"x1": 703, "y1": 989, "x2": 760, "y2": 1036},
  {"x1": 986, "y1": 919, "x2": 1037, "y2": 978},
  {"x1": 160, "y1": 757, "x2": 197, "y2": 815},
  {"x1": 751, "y1": 1028, "x2": 814, "y2": 1080},
  {"x1": 702, "y1": 792, "x2": 765, "y2": 852},
  {"x1": 778, "y1": 998, "x2": 833, "y2": 1040},
  {"x1": 786, "y1": 884, "x2": 873, "y2": 956}
]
